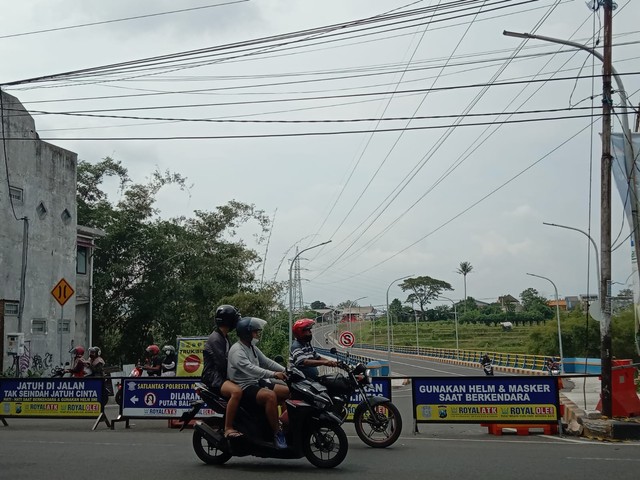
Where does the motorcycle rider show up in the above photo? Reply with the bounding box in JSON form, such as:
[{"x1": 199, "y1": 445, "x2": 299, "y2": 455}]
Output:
[
  {"x1": 289, "y1": 319, "x2": 337, "y2": 380},
  {"x1": 480, "y1": 353, "x2": 493, "y2": 375},
  {"x1": 228, "y1": 316, "x2": 289, "y2": 449},
  {"x1": 66, "y1": 346, "x2": 88, "y2": 378},
  {"x1": 87, "y1": 346, "x2": 105, "y2": 377},
  {"x1": 161, "y1": 345, "x2": 177, "y2": 377},
  {"x1": 142, "y1": 344, "x2": 162, "y2": 376},
  {"x1": 202, "y1": 305, "x2": 244, "y2": 438}
]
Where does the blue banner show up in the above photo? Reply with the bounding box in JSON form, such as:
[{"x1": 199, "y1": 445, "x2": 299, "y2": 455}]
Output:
[
  {"x1": 412, "y1": 376, "x2": 559, "y2": 423},
  {"x1": 121, "y1": 377, "x2": 216, "y2": 418},
  {"x1": 0, "y1": 378, "x2": 103, "y2": 418}
]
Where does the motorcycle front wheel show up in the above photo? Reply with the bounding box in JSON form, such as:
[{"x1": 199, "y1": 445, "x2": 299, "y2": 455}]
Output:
[
  {"x1": 354, "y1": 401, "x2": 402, "y2": 448},
  {"x1": 303, "y1": 421, "x2": 348, "y2": 469},
  {"x1": 192, "y1": 429, "x2": 232, "y2": 465}
]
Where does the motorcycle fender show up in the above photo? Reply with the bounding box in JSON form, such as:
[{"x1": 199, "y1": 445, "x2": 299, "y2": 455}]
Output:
[
  {"x1": 194, "y1": 422, "x2": 227, "y2": 450},
  {"x1": 366, "y1": 396, "x2": 390, "y2": 407},
  {"x1": 179, "y1": 401, "x2": 204, "y2": 429},
  {"x1": 317, "y1": 411, "x2": 344, "y2": 425}
]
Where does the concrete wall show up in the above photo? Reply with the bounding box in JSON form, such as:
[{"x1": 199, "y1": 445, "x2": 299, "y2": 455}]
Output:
[{"x1": 0, "y1": 91, "x2": 79, "y2": 373}]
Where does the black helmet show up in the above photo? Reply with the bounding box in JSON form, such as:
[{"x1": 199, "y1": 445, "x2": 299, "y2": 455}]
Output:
[
  {"x1": 236, "y1": 317, "x2": 267, "y2": 340},
  {"x1": 215, "y1": 305, "x2": 241, "y2": 329}
]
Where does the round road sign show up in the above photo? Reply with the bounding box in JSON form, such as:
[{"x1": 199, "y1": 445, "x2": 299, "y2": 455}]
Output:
[{"x1": 339, "y1": 331, "x2": 355, "y2": 348}]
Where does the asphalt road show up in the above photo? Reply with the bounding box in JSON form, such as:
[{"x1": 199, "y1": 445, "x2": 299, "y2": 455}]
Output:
[{"x1": 1, "y1": 406, "x2": 638, "y2": 480}]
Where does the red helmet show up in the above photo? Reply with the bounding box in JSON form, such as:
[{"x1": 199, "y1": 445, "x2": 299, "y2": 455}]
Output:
[
  {"x1": 292, "y1": 318, "x2": 316, "y2": 340},
  {"x1": 145, "y1": 344, "x2": 160, "y2": 356},
  {"x1": 72, "y1": 346, "x2": 85, "y2": 357}
]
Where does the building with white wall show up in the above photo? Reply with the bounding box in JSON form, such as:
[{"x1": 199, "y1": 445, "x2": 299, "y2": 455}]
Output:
[{"x1": 0, "y1": 91, "x2": 99, "y2": 374}]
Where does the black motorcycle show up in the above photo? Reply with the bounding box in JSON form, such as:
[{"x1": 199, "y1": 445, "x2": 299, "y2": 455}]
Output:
[
  {"x1": 180, "y1": 368, "x2": 348, "y2": 469},
  {"x1": 315, "y1": 349, "x2": 402, "y2": 448}
]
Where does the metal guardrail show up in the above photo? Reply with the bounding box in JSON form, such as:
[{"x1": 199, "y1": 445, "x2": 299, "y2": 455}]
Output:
[{"x1": 319, "y1": 344, "x2": 557, "y2": 372}]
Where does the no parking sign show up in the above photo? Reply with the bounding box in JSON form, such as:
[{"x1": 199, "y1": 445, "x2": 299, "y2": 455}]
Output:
[{"x1": 339, "y1": 330, "x2": 355, "y2": 348}]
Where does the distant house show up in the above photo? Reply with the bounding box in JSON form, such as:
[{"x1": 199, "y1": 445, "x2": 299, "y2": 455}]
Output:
[
  {"x1": 338, "y1": 306, "x2": 374, "y2": 322},
  {"x1": 547, "y1": 298, "x2": 567, "y2": 311},
  {"x1": 564, "y1": 296, "x2": 580, "y2": 310},
  {"x1": 496, "y1": 294, "x2": 522, "y2": 312}
]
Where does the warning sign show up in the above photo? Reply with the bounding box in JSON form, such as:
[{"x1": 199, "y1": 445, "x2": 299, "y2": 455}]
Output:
[{"x1": 51, "y1": 278, "x2": 74, "y2": 306}]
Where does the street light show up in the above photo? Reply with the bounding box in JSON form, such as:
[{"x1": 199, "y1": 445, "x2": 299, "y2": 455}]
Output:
[
  {"x1": 526, "y1": 273, "x2": 565, "y2": 374},
  {"x1": 288, "y1": 240, "x2": 331, "y2": 349},
  {"x1": 349, "y1": 296, "x2": 367, "y2": 348},
  {"x1": 439, "y1": 296, "x2": 458, "y2": 359},
  {"x1": 386, "y1": 275, "x2": 414, "y2": 366},
  {"x1": 505, "y1": 25, "x2": 636, "y2": 417}
]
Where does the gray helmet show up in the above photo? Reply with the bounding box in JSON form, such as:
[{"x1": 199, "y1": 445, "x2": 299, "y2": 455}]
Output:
[
  {"x1": 215, "y1": 305, "x2": 241, "y2": 329},
  {"x1": 162, "y1": 345, "x2": 175, "y2": 355},
  {"x1": 88, "y1": 346, "x2": 101, "y2": 356},
  {"x1": 236, "y1": 317, "x2": 267, "y2": 340}
]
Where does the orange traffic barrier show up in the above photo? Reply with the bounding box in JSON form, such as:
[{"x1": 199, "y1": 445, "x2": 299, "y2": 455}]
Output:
[
  {"x1": 596, "y1": 359, "x2": 640, "y2": 417},
  {"x1": 481, "y1": 423, "x2": 558, "y2": 436}
]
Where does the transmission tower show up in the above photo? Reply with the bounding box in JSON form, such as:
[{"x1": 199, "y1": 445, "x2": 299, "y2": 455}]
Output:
[{"x1": 291, "y1": 248, "x2": 304, "y2": 312}]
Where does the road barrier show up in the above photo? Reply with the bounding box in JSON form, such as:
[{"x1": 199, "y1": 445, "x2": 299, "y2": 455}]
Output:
[{"x1": 0, "y1": 377, "x2": 110, "y2": 429}]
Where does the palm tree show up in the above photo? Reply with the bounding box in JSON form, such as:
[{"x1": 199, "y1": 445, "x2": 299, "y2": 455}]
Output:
[{"x1": 456, "y1": 261, "x2": 474, "y2": 306}]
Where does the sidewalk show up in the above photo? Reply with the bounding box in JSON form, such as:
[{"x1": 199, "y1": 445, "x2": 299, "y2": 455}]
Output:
[{"x1": 559, "y1": 376, "x2": 640, "y2": 440}]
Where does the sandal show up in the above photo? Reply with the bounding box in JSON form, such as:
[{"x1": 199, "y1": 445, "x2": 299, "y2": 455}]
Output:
[{"x1": 224, "y1": 429, "x2": 243, "y2": 438}]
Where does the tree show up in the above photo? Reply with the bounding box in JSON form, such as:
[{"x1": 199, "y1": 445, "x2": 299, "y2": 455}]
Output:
[
  {"x1": 520, "y1": 288, "x2": 553, "y2": 319},
  {"x1": 310, "y1": 300, "x2": 327, "y2": 309},
  {"x1": 388, "y1": 298, "x2": 404, "y2": 324},
  {"x1": 78, "y1": 158, "x2": 275, "y2": 363},
  {"x1": 456, "y1": 261, "x2": 474, "y2": 307},
  {"x1": 399, "y1": 276, "x2": 453, "y2": 321}
]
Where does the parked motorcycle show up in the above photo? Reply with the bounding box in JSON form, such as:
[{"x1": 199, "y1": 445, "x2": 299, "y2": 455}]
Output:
[
  {"x1": 179, "y1": 368, "x2": 348, "y2": 469},
  {"x1": 114, "y1": 364, "x2": 143, "y2": 406},
  {"x1": 315, "y1": 348, "x2": 402, "y2": 448}
]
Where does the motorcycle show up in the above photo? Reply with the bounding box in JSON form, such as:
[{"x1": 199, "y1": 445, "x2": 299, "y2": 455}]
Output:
[
  {"x1": 315, "y1": 348, "x2": 402, "y2": 448},
  {"x1": 114, "y1": 364, "x2": 143, "y2": 406},
  {"x1": 545, "y1": 360, "x2": 561, "y2": 376},
  {"x1": 51, "y1": 363, "x2": 69, "y2": 378},
  {"x1": 481, "y1": 362, "x2": 494, "y2": 376},
  {"x1": 179, "y1": 368, "x2": 348, "y2": 469}
]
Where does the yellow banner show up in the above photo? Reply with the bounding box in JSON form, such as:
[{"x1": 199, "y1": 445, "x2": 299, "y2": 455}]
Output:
[
  {"x1": 416, "y1": 403, "x2": 557, "y2": 422},
  {"x1": 177, "y1": 337, "x2": 207, "y2": 376},
  {"x1": 3, "y1": 401, "x2": 101, "y2": 417}
]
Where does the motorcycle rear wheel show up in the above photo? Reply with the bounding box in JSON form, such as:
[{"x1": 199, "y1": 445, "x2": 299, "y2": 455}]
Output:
[
  {"x1": 354, "y1": 401, "x2": 402, "y2": 448},
  {"x1": 192, "y1": 429, "x2": 232, "y2": 465},
  {"x1": 303, "y1": 421, "x2": 348, "y2": 468}
]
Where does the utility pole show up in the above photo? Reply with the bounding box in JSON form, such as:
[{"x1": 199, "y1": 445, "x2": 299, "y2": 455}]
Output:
[{"x1": 600, "y1": 1, "x2": 613, "y2": 417}]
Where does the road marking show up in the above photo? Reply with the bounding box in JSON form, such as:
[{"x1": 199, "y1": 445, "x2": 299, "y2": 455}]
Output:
[{"x1": 566, "y1": 456, "x2": 640, "y2": 460}]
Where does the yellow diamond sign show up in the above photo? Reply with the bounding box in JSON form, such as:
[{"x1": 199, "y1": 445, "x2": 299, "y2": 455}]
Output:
[{"x1": 52, "y1": 278, "x2": 74, "y2": 306}]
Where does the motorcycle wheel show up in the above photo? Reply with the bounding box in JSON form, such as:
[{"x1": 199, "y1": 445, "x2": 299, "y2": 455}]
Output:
[
  {"x1": 354, "y1": 401, "x2": 402, "y2": 448},
  {"x1": 303, "y1": 421, "x2": 348, "y2": 469},
  {"x1": 114, "y1": 389, "x2": 122, "y2": 406},
  {"x1": 192, "y1": 429, "x2": 231, "y2": 465}
]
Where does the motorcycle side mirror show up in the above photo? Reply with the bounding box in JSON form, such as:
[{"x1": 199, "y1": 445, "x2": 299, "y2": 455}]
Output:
[
  {"x1": 330, "y1": 347, "x2": 337, "y2": 354},
  {"x1": 64, "y1": 362, "x2": 70, "y2": 366},
  {"x1": 274, "y1": 355, "x2": 285, "y2": 366}
]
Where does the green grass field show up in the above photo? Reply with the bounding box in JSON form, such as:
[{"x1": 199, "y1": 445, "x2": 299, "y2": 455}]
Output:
[{"x1": 344, "y1": 319, "x2": 541, "y2": 354}]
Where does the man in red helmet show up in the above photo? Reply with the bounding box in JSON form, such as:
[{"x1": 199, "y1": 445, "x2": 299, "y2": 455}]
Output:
[
  {"x1": 66, "y1": 346, "x2": 88, "y2": 378},
  {"x1": 142, "y1": 345, "x2": 162, "y2": 376},
  {"x1": 289, "y1": 319, "x2": 337, "y2": 380}
]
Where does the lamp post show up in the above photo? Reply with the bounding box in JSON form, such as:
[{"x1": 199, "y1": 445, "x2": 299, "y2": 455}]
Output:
[
  {"x1": 288, "y1": 240, "x2": 331, "y2": 349},
  {"x1": 505, "y1": 14, "x2": 633, "y2": 417},
  {"x1": 526, "y1": 273, "x2": 565, "y2": 374},
  {"x1": 386, "y1": 275, "x2": 414, "y2": 366},
  {"x1": 440, "y1": 296, "x2": 458, "y2": 359},
  {"x1": 348, "y1": 296, "x2": 367, "y2": 348}
]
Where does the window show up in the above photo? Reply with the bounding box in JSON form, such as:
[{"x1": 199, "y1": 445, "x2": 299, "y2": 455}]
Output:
[
  {"x1": 77, "y1": 246, "x2": 87, "y2": 274},
  {"x1": 31, "y1": 319, "x2": 47, "y2": 334},
  {"x1": 9, "y1": 186, "x2": 23, "y2": 203},
  {"x1": 5, "y1": 302, "x2": 19, "y2": 316},
  {"x1": 57, "y1": 320, "x2": 70, "y2": 334},
  {"x1": 61, "y1": 208, "x2": 72, "y2": 224},
  {"x1": 36, "y1": 201, "x2": 48, "y2": 220}
]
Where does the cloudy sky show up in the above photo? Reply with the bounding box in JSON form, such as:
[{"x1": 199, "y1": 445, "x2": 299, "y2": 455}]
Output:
[{"x1": 2, "y1": 0, "x2": 639, "y2": 310}]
